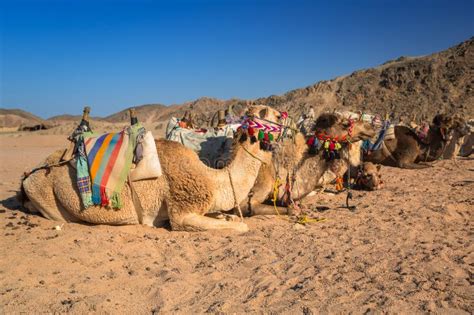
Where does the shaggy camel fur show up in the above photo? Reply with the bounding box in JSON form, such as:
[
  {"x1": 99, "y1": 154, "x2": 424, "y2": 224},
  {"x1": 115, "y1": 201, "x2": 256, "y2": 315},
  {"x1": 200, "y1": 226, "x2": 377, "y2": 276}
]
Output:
[
  {"x1": 365, "y1": 114, "x2": 469, "y2": 168},
  {"x1": 21, "y1": 133, "x2": 272, "y2": 232},
  {"x1": 240, "y1": 112, "x2": 377, "y2": 216}
]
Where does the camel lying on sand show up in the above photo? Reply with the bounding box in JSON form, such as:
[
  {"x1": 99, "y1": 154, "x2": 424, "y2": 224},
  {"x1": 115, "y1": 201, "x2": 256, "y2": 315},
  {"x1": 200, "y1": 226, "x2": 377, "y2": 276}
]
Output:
[
  {"x1": 21, "y1": 130, "x2": 272, "y2": 232},
  {"x1": 443, "y1": 117, "x2": 472, "y2": 159},
  {"x1": 240, "y1": 112, "x2": 378, "y2": 215},
  {"x1": 365, "y1": 114, "x2": 470, "y2": 168}
]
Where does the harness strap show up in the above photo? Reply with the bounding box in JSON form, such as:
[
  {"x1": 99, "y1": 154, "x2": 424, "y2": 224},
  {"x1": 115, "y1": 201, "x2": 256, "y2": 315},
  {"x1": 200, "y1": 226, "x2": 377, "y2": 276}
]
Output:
[
  {"x1": 227, "y1": 168, "x2": 244, "y2": 222},
  {"x1": 22, "y1": 156, "x2": 73, "y2": 180},
  {"x1": 240, "y1": 145, "x2": 268, "y2": 165}
]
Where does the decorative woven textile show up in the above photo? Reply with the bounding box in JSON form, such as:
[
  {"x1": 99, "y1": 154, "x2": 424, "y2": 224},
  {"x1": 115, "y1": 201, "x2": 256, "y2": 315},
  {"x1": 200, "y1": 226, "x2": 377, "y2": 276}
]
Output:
[{"x1": 81, "y1": 124, "x2": 143, "y2": 208}]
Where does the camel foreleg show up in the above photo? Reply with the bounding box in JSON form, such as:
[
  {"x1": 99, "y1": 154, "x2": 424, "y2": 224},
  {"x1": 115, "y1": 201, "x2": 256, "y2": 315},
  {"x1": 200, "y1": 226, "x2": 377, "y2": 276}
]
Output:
[
  {"x1": 398, "y1": 161, "x2": 431, "y2": 169},
  {"x1": 251, "y1": 204, "x2": 289, "y2": 216},
  {"x1": 171, "y1": 212, "x2": 249, "y2": 233}
]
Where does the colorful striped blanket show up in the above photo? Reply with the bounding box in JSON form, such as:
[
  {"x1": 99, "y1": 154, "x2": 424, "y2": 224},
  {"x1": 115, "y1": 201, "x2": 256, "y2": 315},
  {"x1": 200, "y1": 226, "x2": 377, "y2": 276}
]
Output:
[{"x1": 76, "y1": 124, "x2": 143, "y2": 209}]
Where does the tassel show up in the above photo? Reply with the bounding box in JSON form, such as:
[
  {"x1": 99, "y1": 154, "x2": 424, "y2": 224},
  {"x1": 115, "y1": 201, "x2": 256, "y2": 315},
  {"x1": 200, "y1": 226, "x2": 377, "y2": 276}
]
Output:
[
  {"x1": 263, "y1": 132, "x2": 269, "y2": 142},
  {"x1": 329, "y1": 141, "x2": 335, "y2": 151},
  {"x1": 324, "y1": 140, "x2": 330, "y2": 150},
  {"x1": 248, "y1": 127, "x2": 255, "y2": 136},
  {"x1": 269, "y1": 133, "x2": 274, "y2": 141},
  {"x1": 258, "y1": 129, "x2": 264, "y2": 140},
  {"x1": 100, "y1": 186, "x2": 109, "y2": 207},
  {"x1": 240, "y1": 131, "x2": 248, "y2": 142},
  {"x1": 110, "y1": 192, "x2": 122, "y2": 209},
  {"x1": 307, "y1": 136, "x2": 315, "y2": 146},
  {"x1": 92, "y1": 184, "x2": 101, "y2": 205},
  {"x1": 313, "y1": 138, "x2": 320, "y2": 149}
]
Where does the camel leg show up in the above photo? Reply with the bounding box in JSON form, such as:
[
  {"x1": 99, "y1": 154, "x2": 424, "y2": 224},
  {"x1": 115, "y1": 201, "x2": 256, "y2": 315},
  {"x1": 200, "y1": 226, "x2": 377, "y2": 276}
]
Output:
[
  {"x1": 171, "y1": 212, "x2": 249, "y2": 233},
  {"x1": 398, "y1": 161, "x2": 431, "y2": 169},
  {"x1": 251, "y1": 204, "x2": 289, "y2": 216}
]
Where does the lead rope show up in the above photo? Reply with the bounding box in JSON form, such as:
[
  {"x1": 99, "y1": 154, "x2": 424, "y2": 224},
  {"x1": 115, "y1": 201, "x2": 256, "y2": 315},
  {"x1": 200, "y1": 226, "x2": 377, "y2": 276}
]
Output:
[
  {"x1": 346, "y1": 121, "x2": 356, "y2": 211},
  {"x1": 227, "y1": 168, "x2": 244, "y2": 222}
]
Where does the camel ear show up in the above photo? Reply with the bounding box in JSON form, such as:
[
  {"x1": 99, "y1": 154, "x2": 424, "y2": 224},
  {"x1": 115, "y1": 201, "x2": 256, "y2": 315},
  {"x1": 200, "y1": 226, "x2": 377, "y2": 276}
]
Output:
[
  {"x1": 259, "y1": 108, "x2": 268, "y2": 119},
  {"x1": 376, "y1": 164, "x2": 382, "y2": 171}
]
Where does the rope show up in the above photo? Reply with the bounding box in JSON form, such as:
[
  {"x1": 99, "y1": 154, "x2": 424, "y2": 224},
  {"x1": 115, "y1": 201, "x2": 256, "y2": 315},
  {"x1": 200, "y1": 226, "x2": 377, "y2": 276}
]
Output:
[
  {"x1": 227, "y1": 168, "x2": 244, "y2": 222},
  {"x1": 22, "y1": 158, "x2": 73, "y2": 180},
  {"x1": 297, "y1": 216, "x2": 326, "y2": 224},
  {"x1": 240, "y1": 145, "x2": 268, "y2": 165},
  {"x1": 272, "y1": 177, "x2": 282, "y2": 217}
]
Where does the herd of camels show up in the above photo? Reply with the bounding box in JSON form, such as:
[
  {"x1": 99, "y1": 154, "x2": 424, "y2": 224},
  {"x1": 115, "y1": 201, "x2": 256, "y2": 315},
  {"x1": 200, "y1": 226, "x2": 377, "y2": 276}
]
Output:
[{"x1": 20, "y1": 105, "x2": 472, "y2": 232}]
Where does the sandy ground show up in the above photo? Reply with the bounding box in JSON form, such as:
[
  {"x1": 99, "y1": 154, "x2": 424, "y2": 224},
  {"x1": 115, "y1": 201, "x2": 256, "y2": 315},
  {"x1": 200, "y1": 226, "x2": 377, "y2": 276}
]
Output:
[{"x1": 0, "y1": 133, "x2": 473, "y2": 314}]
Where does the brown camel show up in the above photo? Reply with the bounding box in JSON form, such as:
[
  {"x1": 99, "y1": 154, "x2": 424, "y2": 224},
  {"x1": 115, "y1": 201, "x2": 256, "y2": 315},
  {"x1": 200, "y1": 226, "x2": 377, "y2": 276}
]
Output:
[
  {"x1": 240, "y1": 112, "x2": 377, "y2": 215},
  {"x1": 365, "y1": 114, "x2": 469, "y2": 168},
  {"x1": 20, "y1": 130, "x2": 272, "y2": 232}
]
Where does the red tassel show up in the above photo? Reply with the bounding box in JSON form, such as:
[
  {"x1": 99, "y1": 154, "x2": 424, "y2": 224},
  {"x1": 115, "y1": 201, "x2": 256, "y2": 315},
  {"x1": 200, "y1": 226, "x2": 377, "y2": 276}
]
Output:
[
  {"x1": 248, "y1": 127, "x2": 254, "y2": 136},
  {"x1": 329, "y1": 141, "x2": 335, "y2": 151},
  {"x1": 264, "y1": 132, "x2": 269, "y2": 141},
  {"x1": 307, "y1": 136, "x2": 315, "y2": 146},
  {"x1": 100, "y1": 186, "x2": 109, "y2": 206}
]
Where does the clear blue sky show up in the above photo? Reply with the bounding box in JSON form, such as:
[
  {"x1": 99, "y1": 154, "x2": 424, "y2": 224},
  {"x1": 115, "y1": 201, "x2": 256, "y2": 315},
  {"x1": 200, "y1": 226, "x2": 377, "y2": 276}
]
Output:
[{"x1": 1, "y1": 0, "x2": 473, "y2": 118}]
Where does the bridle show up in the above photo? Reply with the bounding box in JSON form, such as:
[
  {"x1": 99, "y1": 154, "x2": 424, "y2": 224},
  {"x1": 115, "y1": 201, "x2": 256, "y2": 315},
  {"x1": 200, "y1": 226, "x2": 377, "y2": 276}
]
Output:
[{"x1": 310, "y1": 118, "x2": 355, "y2": 146}]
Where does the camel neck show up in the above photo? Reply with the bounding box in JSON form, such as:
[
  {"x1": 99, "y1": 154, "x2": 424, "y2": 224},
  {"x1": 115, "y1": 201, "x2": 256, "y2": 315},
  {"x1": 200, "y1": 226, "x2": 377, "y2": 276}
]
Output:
[
  {"x1": 421, "y1": 127, "x2": 446, "y2": 161},
  {"x1": 210, "y1": 144, "x2": 267, "y2": 211}
]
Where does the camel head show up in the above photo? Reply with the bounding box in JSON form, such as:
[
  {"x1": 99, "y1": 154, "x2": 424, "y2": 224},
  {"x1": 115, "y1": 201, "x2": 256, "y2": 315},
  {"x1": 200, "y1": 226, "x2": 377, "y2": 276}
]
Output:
[
  {"x1": 313, "y1": 113, "x2": 376, "y2": 141},
  {"x1": 356, "y1": 162, "x2": 384, "y2": 191},
  {"x1": 451, "y1": 116, "x2": 471, "y2": 137},
  {"x1": 431, "y1": 114, "x2": 462, "y2": 141}
]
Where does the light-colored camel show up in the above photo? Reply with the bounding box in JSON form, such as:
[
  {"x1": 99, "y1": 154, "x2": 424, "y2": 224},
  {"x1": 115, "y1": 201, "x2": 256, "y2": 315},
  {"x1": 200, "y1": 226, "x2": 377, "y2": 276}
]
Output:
[
  {"x1": 21, "y1": 132, "x2": 272, "y2": 232},
  {"x1": 240, "y1": 112, "x2": 377, "y2": 215},
  {"x1": 442, "y1": 116, "x2": 471, "y2": 159}
]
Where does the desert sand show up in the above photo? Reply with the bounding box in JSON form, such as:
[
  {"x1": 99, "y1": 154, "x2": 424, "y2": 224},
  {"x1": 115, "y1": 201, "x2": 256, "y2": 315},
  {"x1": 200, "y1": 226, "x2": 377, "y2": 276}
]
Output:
[{"x1": 0, "y1": 132, "x2": 473, "y2": 314}]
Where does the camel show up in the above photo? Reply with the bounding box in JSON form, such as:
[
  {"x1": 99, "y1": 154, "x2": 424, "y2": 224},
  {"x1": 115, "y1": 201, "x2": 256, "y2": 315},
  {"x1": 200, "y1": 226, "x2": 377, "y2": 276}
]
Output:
[
  {"x1": 20, "y1": 130, "x2": 272, "y2": 232},
  {"x1": 442, "y1": 116, "x2": 471, "y2": 159},
  {"x1": 364, "y1": 114, "x2": 470, "y2": 168},
  {"x1": 459, "y1": 120, "x2": 473, "y2": 157},
  {"x1": 240, "y1": 112, "x2": 377, "y2": 215}
]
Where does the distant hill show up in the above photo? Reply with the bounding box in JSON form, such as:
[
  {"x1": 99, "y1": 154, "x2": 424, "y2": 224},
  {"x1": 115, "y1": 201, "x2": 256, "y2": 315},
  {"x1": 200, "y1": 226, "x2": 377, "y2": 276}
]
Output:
[
  {"x1": 0, "y1": 108, "x2": 45, "y2": 129},
  {"x1": 103, "y1": 104, "x2": 166, "y2": 123},
  {"x1": 255, "y1": 37, "x2": 474, "y2": 120},
  {"x1": 47, "y1": 114, "x2": 103, "y2": 122},
  {"x1": 2, "y1": 37, "x2": 472, "y2": 133}
]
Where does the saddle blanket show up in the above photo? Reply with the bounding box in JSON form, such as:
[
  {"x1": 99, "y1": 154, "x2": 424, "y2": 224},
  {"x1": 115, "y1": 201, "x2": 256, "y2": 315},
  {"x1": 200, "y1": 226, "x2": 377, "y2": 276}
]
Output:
[{"x1": 76, "y1": 124, "x2": 161, "y2": 209}]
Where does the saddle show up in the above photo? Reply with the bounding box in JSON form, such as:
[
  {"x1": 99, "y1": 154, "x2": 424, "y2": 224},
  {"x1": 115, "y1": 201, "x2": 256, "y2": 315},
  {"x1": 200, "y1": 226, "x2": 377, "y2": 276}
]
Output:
[{"x1": 74, "y1": 124, "x2": 162, "y2": 209}]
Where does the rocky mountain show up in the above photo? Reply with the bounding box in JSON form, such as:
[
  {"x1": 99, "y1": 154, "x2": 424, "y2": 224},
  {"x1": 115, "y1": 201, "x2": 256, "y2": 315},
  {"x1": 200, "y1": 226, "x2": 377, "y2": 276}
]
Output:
[
  {"x1": 255, "y1": 37, "x2": 473, "y2": 121},
  {"x1": 1, "y1": 37, "x2": 472, "y2": 133}
]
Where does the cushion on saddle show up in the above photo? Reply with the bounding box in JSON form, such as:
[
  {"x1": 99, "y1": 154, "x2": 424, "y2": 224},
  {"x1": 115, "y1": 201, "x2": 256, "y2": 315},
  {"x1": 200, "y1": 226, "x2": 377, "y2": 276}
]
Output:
[{"x1": 129, "y1": 131, "x2": 162, "y2": 181}]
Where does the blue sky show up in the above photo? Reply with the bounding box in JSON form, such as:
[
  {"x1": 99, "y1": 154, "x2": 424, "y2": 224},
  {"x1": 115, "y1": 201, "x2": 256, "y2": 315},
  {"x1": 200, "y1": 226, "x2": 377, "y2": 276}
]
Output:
[{"x1": 1, "y1": 0, "x2": 473, "y2": 118}]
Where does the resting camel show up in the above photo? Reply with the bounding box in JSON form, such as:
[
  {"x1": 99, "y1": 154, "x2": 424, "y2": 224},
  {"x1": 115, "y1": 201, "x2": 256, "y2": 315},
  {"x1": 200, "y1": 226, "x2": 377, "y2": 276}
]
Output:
[
  {"x1": 364, "y1": 114, "x2": 470, "y2": 168},
  {"x1": 240, "y1": 111, "x2": 377, "y2": 215},
  {"x1": 442, "y1": 116, "x2": 471, "y2": 159},
  {"x1": 20, "y1": 130, "x2": 272, "y2": 232}
]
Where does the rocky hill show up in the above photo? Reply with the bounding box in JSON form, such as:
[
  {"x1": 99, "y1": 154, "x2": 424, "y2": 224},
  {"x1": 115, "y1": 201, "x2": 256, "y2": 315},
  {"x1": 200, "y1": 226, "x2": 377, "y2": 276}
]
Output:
[
  {"x1": 1, "y1": 37, "x2": 472, "y2": 134},
  {"x1": 0, "y1": 109, "x2": 46, "y2": 131},
  {"x1": 255, "y1": 37, "x2": 473, "y2": 120}
]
